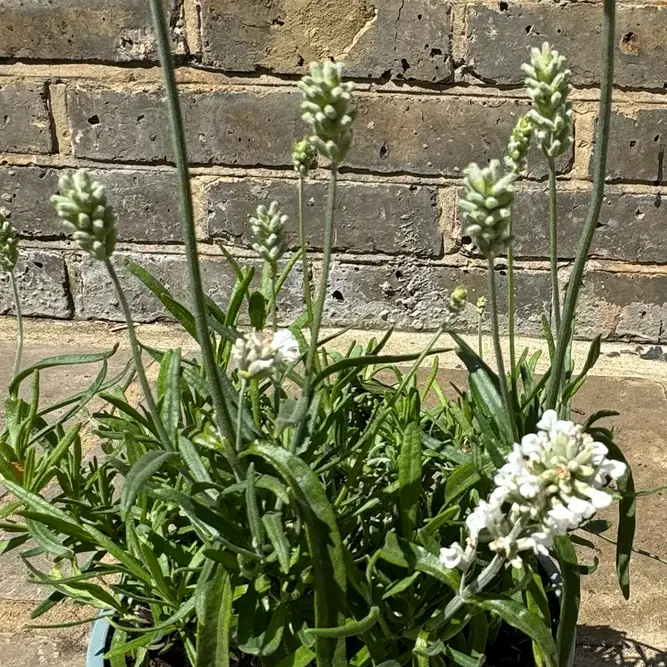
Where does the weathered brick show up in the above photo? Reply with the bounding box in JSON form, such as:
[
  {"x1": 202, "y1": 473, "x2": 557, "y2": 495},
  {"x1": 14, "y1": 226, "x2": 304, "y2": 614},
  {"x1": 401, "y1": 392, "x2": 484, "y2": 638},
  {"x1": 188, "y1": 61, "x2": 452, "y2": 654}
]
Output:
[
  {"x1": 77, "y1": 252, "x2": 303, "y2": 322},
  {"x1": 206, "y1": 178, "x2": 443, "y2": 257},
  {"x1": 603, "y1": 109, "x2": 666, "y2": 183},
  {"x1": 0, "y1": 251, "x2": 71, "y2": 318},
  {"x1": 200, "y1": 0, "x2": 452, "y2": 82},
  {"x1": 323, "y1": 261, "x2": 550, "y2": 335},
  {"x1": 466, "y1": 4, "x2": 667, "y2": 89},
  {"x1": 577, "y1": 271, "x2": 667, "y2": 342},
  {"x1": 456, "y1": 187, "x2": 667, "y2": 263},
  {"x1": 68, "y1": 87, "x2": 570, "y2": 177},
  {"x1": 0, "y1": 0, "x2": 183, "y2": 62},
  {"x1": 350, "y1": 95, "x2": 570, "y2": 177},
  {"x1": 68, "y1": 87, "x2": 301, "y2": 166},
  {"x1": 0, "y1": 83, "x2": 51, "y2": 154},
  {"x1": 0, "y1": 166, "x2": 182, "y2": 243}
]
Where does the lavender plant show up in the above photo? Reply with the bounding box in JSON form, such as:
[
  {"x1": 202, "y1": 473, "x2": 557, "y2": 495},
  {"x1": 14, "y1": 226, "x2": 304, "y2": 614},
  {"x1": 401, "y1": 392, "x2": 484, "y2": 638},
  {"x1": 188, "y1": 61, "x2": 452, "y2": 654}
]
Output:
[{"x1": 0, "y1": 0, "x2": 645, "y2": 666}]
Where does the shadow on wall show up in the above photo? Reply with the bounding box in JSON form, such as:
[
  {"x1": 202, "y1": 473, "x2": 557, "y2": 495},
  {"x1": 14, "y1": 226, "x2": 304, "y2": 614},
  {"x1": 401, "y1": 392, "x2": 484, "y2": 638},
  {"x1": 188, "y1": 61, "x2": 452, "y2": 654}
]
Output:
[{"x1": 575, "y1": 625, "x2": 667, "y2": 666}]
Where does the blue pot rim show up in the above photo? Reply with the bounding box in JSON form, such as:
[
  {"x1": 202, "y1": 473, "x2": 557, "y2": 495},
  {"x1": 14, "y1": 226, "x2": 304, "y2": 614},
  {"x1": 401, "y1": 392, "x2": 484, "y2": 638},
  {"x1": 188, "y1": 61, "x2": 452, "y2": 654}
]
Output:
[{"x1": 87, "y1": 616, "x2": 112, "y2": 667}]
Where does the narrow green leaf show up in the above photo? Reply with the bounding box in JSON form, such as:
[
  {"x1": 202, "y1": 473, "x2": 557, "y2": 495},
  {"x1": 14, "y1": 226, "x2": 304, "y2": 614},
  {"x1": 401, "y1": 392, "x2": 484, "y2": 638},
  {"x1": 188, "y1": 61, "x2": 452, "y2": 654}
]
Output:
[
  {"x1": 398, "y1": 422, "x2": 422, "y2": 539},
  {"x1": 554, "y1": 536, "x2": 580, "y2": 667},
  {"x1": 159, "y1": 348, "x2": 182, "y2": 441},
  {"x1": 246, "y1": 463, "x2": 265, "y2": 552},
  {"x1": 120, "y1": 451, "x2": 179, "y2": 519},
  {"x1": 126, "y1": 261, "x2": 198, "y2": 338},
  {"x1": 470, "y1": 598, "x2": 557, "y2": 667},
  {"x1": 9, "y1": 346, "x2": 118, "y2": 396},
  {"x1": 248, "y1": 291, "x2": 267, "y2": 330},
  {"x1": 262, "y1": 512, "x2": 291, "y2": 574},
  {"x1": 196, "y1": 565, "x2": 232, "y2": 667},
  {"x1": 306, "y1": 607, "x2": 380, "y2": 639},
  {"x1": 312, "y1": 349, "x2": 451, "y2": 388},
  {"x1": 597, "y1": 432, "x2": 636, "y2": 599}
]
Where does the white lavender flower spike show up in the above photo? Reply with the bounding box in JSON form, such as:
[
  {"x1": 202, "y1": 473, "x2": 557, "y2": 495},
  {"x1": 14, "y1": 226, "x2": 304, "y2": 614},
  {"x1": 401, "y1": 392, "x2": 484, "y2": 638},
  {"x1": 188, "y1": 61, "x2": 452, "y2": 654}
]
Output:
[
  {"x1": 522, "y1": 42, "x2": 574, "y2": 159},
  {"x1": 231, "y1": 328, "x2": 300, "y2": 381},
  {"x1": 0, "y1": 214, "x2": 18, "y2": 273},
  {"x1": 298, "y1": 60, "x2": 355, "y2": 164},
  {"x1": 459, "y1": 159, "x2": 515, "y2": 258},
  {"x1": 505, "y1": 115, "x2": 533, "y2": 174},
  {"x1": 250, "y1": 201, "x2": 288, "y2": 269},
  {"x1": 51, "y1": 169, "x2": 117, "y2": 261},
  {"x1": 292, "y1": 137, "x2": 318, "y2": 177},
  {"x1": 448, "y1": 285, "x2": 468, "y2": 315}
]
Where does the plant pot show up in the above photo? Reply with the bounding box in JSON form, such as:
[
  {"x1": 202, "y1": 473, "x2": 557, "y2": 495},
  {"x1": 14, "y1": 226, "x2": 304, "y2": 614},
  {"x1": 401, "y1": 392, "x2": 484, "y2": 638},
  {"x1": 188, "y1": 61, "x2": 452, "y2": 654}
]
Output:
[
  {"x1": 87, "y1": 616, "x2": 111, "y2": 667},
  {"x1": 86, "y1": 558, "x2": 574, "y2": 667}
]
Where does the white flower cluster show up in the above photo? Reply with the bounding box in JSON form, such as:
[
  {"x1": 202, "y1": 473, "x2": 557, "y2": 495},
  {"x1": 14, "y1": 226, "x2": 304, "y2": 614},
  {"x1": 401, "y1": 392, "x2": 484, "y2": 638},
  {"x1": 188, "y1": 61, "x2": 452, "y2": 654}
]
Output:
[
  {"x1": 440, "y1": 410, "x2": 626, "y2": 570},
  {"x1": 231, "y1": 329, "x2": 299, "y2": 380},
  {"x1": 298, "y1": 61, "x2": 355, "y2": 164},
  {"x1": 250, "y1": 201, "x2": 287, "y2": 270},
  {"x1": 51, "y1": 170, "x2": 117, "y2": 261},
  {"x1": 522, "y1": 42, "x2": 573, "y2": 159},
  {"x1": 458, "y1": 159, "x2": 515, "y2": 258},
  {"x1": 0, "y1": 214, "x2": 18, "y2": 274}
]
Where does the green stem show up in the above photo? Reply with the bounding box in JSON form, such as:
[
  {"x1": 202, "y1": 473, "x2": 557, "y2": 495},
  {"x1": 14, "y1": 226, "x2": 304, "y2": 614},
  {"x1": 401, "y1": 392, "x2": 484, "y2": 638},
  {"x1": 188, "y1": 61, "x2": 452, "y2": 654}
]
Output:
[
  {"x1": 546, "y1": 0, "x2": 616, "y2": 410},
  {"x1": 236, "y1": 378, "x2": 247, "y2": 453},
  {"x1": 304, "y1": 165, "x2": 337, "y2": 378},
  {"x1": 507, "y1": 211, "x2": 517, "y2": 390},
  {"x1": 270, "y1": 273, "x2": 278, "y2": 332},
  {"x1": 289, "y1": 165, "x2": 337, "y2": 453},
  {"x1": 104, "y1": 260, "x2": 171, "y2": 449},
  {"x1": 9, "y1": 271, "x2": 23, "y2": 377},
  {"x1": 270, "y1": 272, "x2": 280, "y2": 415},
  {"x1": 298, "y1": 176, "x2": 313, "y2": 322},
  {"x1": 488, "y1": 257, "x2": 518, "y2": 441},
  {"x1": 442, "y1": 555, "x2": 504, "y2": 625},
  {"x1": 548, "y1": 157, "x2": 561, "y2": 335},
  {"x1": 477, "y1": 310, "x2": 483, "y2": 359},
  {"x1": 148, "y1": 0, "x2": 242, "y2": 478}
]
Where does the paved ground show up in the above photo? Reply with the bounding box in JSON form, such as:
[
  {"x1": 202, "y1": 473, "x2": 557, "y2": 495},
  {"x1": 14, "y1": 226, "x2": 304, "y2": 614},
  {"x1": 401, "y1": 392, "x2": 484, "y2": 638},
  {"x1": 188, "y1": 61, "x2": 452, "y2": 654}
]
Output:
[{"x1": 1, "y1": 319, "x2": 667, "y2": 666}]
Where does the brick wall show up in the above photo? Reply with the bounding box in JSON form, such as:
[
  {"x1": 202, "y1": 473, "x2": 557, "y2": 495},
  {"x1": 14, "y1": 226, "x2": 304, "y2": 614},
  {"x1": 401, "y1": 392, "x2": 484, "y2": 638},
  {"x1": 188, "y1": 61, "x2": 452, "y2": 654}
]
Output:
[{"x1": 0, "y1": 0, "x2": 666, "y2": 342}]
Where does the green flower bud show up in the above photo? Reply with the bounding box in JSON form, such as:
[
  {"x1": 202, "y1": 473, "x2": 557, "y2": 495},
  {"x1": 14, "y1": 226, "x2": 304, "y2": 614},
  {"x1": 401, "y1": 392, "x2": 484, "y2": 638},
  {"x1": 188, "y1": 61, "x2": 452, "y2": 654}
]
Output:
[
  {"x1": 297, "y1": 61, "x2": 355, "y2": 164},
  {"x1": 250, "y1": 201, "x2": 287, "y2": 269},
  {"x1": 476, "y1": 295, "x2": 488, "y2": 317},
  {"x1": 459, "y1": 160, "x2": 515, "y2": 257},
  {"x1": 448, "y1": 285, "x2": 468, "y2": 314},
  {"x1": 51, "y1": 170, "x2": 116, "y2": 261},
  {"x1": 521, "y1": 43, "x2": 573, "y2": 158},
  {"x1": 0, "y1": 214, "x2": 18, "y2": 273},
  {"x1": 292, "y1": 137, "x2": 318, "y2": 177},
  {"x1": 505, "y1": 115, "x2": 533, "y2": 174}
]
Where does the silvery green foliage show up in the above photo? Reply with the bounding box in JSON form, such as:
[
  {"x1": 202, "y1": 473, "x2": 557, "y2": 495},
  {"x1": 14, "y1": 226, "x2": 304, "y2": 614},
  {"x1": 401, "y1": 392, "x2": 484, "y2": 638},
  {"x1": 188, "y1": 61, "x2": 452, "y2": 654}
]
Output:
[
  {"x1": 250, "y1": 201, "x2": 287, "y2": 269},
  {"x1": 0, "y1": 214, "x2": 18, "y2": 273},
  {"x1": 51, "y1": 170, "x2": 117, "y2": 261},
  {"x1": 298, "y1": 61, "x2": 355, "y2": 164},
  {"x1": 522, "y1": 42, "x2": 573, "y2": 159},
  {"x1": 459, "y1": 160, "x2": 515, "y2": 257},
  {"x1": 504, "y1": 115, "x2": 533, "y2": 174},
  {"x1": 292, "y1": 137, "x2": 318, "y2": 177}
]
